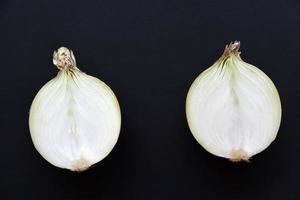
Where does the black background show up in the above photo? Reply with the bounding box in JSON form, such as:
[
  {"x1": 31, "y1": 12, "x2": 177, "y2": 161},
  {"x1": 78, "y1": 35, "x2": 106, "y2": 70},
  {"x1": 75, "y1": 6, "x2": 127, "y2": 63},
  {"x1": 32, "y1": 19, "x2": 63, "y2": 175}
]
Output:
[{"x1": 0, "y1": 0, "x2": 299, "y2": 199}]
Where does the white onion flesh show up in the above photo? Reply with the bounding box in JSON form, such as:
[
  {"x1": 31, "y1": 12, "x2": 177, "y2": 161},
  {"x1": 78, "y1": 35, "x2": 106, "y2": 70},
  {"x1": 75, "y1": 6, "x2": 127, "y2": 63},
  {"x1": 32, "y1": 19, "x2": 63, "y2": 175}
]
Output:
[
  {"x1": 29, "y1": 47, "x2": 121, "y2": 171},
  {"x1": 186, "y1": 41, "x2": 281, "y2": 161}
]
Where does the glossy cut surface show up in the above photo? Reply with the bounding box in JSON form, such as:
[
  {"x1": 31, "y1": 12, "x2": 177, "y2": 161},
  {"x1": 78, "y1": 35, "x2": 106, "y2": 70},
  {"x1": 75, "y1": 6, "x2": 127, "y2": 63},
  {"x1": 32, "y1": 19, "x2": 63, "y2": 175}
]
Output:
[
  {"x1": 29, "y1": 69, "x2": 121, "y2": 171},
  {"x1": 186, "y1": 54, "x2": 281, "y2": 160}
]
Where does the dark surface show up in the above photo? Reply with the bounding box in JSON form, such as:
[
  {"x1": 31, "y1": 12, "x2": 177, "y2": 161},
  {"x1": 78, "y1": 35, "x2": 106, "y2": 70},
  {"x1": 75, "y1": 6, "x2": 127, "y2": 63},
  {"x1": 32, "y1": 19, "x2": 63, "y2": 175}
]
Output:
[{"x1": 0, "y1": 0, "x2": 299, "y2": 199}]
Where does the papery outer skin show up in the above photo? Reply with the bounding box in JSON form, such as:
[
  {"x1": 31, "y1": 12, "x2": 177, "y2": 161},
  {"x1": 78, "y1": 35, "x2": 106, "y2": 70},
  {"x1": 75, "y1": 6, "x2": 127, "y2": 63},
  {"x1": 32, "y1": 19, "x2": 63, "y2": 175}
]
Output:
[
  {"x1": 186, "y1": 52, "x2": 281, "y2": 161},
  {"x1": 29, "y1": 68, "x2": 121, "y2": 171}
]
